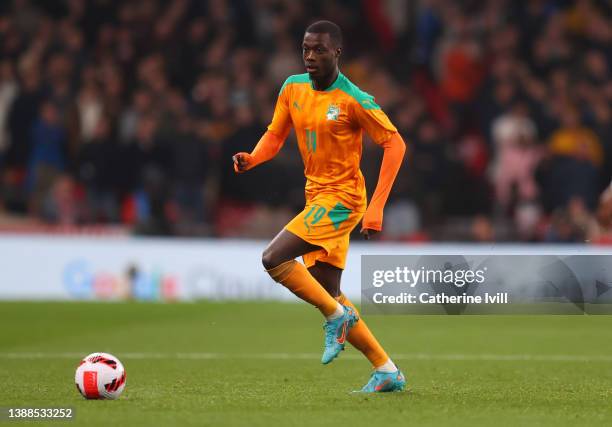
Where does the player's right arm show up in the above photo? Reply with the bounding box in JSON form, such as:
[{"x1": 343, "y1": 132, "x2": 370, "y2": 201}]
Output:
[
  {"x1": 233, "y1": 81, "x2": 293, "y2": 173},
  {"x1": 233, "y1": 131, "x2": 286, "y2": 173}
]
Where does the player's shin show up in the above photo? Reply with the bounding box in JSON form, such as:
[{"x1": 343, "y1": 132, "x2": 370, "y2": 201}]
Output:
[
  {"x1": 267, "y1": 260, "x2": 341, "y2": 317},
  {"x1": 335, "y1": 293, "x2": 397, "y2": 371}
]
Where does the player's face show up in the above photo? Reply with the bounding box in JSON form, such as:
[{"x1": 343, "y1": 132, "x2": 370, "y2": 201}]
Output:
[{"x1": 302, "y1": 32, "x2": 339, "y2": 79}]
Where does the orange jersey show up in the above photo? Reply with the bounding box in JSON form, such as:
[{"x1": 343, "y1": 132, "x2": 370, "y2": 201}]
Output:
[{"x1": 267, "y1": 72, "x2": 397, "y2": 211}]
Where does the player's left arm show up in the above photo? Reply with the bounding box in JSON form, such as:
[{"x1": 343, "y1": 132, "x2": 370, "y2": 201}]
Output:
[
  {"x1": 352, "y1": 100, "x2": 406, "y2": 237},
  {"x1": 362, "y1": 132, "x2": 406, "y2": 237}
]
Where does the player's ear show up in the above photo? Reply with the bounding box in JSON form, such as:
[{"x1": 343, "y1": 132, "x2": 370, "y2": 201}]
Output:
[{"x1": 335, "y1": 47, "x2": 342, "y2": 58}]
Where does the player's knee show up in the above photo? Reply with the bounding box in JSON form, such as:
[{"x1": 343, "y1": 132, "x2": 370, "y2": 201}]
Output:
[{"x1": 261, "y1": 247, "x2": 278, "y2": 270}]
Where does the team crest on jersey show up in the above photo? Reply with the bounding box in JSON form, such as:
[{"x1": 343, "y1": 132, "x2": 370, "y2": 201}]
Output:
[{"x1": 326, "y1": 104, "x2": 340, "y2": 121}]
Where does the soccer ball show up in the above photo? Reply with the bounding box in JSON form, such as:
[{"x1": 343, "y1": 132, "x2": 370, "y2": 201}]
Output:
[{"x1": 75, "y1": 352, "x2": 126, "y2": 399}]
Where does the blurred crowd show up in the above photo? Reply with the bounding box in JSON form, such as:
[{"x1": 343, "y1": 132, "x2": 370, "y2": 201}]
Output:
[{"x1": 0, "y1": 0, "x2": 610, "y2": 242}]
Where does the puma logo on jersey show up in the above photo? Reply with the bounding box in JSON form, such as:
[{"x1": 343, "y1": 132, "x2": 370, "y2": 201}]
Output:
[{"x1": 293, "y1": 101, "x2": 302, "y2": 111}]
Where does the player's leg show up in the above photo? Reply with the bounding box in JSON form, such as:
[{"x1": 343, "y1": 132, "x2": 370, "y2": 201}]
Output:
[
  {"x1": 262, "y1": 229, "x2": 342, "y2": 317},
  {"x1": 307, "y1": 261, "x2": 342, "y2": 297},
  {"x1": 262, "y1": 228, "x2": 319, "y2": 269},
  {"x1": 308, "y1": 262, "x2": 391, "y2": 366},
  {"x1": 263, "y1": 227, "x2": 358, "y2": 364},
  {"x1": 309, "y1": 261, "x2": 406, "y2": 392}
]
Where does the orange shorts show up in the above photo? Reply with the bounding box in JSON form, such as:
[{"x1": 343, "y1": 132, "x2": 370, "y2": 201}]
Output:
[{"x1": 285, "y1": 195, "x2": 364, "y2": 270}]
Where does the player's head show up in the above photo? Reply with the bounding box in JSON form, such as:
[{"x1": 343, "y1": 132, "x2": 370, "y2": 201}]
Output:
[{"x1": 303, "y1": 20, "x2": 342, "y2": 79}]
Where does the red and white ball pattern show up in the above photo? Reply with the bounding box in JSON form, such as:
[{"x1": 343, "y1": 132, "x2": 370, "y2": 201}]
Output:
[{"x1": 75, "y1": 352, "x2": 126, "y2": 399}]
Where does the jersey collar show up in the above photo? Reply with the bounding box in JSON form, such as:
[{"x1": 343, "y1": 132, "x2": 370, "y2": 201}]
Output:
[{"x1": 310, "y1": 71, "x2": 343, "y2": 92}]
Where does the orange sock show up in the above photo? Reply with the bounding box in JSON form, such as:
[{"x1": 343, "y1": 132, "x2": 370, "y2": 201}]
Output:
[
  {"x1": 336, "y1": 293, "x2": 390, "y2": 368},
  {"x1": 267, "y1": 260, "x2": 340, "y2": 317}
]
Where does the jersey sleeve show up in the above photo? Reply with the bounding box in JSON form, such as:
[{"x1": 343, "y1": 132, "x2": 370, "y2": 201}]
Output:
[
  {"x1": 267, "y1": 82, "x2": 293, "y2": 139},
  {"x1": 351, "y1": 98, "x2": 397, "y2": 145}
]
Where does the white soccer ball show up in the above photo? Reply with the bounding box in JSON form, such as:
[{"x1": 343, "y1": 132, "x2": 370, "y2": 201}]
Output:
[{"x1": 75, "y1": 352, "x2": 126, "y2": 399}]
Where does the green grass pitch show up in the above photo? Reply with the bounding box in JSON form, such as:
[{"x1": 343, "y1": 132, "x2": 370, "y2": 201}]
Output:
[{"x1": 1, "y1": 302, "x2": 612, "y2": 426}]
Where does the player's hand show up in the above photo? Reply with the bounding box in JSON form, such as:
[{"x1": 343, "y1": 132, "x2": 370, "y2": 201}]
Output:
[
  {"x1": 360, "y1": 228, "x2": 379, "y2": 240},
  {"x1": 361, "y1": 209, "x2": 382, "y2": 239},
  {"x1": 232, "y1": 152, "x2": 252, "y2": 173}
]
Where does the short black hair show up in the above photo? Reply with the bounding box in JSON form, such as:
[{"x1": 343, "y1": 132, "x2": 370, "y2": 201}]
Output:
[{"x1": 305, "y1": 20, "x2": 343, "y2": 48}]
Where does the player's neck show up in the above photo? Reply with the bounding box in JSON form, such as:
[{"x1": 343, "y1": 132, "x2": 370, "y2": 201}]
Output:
[{"x1": 312, "y1": 68, "x2": 339, "y2": 91}]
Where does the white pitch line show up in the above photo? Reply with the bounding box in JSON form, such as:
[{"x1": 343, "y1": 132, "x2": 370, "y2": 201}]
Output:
[{"x1": 1, "y1": 352, "x2": 611, "y2": 362}]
